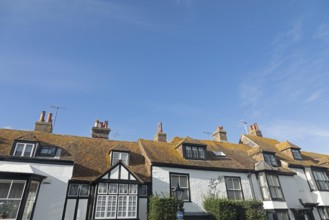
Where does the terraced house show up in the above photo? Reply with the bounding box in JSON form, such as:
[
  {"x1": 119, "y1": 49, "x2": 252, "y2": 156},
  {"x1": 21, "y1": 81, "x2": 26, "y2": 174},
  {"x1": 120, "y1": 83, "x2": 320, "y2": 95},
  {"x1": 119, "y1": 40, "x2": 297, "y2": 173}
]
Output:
[{"x1": 0, "y1": 112, "x2": 329, "y2": 220}]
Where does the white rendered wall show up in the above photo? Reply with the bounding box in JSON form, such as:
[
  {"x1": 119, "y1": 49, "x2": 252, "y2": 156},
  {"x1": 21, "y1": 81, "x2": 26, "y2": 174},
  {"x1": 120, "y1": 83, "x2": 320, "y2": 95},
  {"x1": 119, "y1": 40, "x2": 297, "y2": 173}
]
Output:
[
  {"x1": 0, "y1": 161, "x2": 73, "y2": 220},
  {"x1": 139, "y1": 198, "x2": 147, "y2": 220},
  {"x1": 152, "y1": 166, "x2": 253, "y2": 213}
]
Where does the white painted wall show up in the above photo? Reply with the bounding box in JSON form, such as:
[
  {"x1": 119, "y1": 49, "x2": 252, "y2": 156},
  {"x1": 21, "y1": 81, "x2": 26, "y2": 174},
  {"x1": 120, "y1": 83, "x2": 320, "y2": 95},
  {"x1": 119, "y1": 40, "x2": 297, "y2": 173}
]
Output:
[
  {"x1": 0, "y1": 161, "x2": 73, "y2": 220},
  {"x1": 139, "y1": 198, "x2": 147, "y2": 220},
  {"x1": 152, "y1": 166, "x2": 253, "y2": 213}
]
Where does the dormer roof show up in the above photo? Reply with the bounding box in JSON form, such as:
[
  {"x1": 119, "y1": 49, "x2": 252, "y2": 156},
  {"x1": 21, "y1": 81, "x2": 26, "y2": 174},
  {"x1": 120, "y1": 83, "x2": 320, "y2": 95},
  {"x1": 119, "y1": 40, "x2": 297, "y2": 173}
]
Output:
[{"x1": 276, "y1": 141, "x2": 301, "y2": 151}]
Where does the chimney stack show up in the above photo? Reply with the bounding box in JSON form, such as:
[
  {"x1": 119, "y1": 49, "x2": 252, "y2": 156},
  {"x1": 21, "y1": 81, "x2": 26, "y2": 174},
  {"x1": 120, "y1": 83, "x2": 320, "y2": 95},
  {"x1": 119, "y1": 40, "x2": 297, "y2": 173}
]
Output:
[
  {"x1": 34, "y1": 111, "x2": 53, "y2": 133},
  {"x1": 91, "y1": 119, "x2": 111, "y2": 139},
  {"x1": 249, "y1": 123, "x2": 262, "y2": 137},
  {"x1": 154, "y1": 122, "x2": 167, "y2": 142},
  {"x1": 212, "y1": 126, "x2": 228, "y2": 142}
]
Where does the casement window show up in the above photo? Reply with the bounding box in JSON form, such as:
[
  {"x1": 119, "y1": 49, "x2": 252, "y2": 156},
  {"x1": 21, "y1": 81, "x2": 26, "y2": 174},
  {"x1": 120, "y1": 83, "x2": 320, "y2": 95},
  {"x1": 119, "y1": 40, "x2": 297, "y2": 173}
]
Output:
[
  {"x1": 13, "y1": 143, "x2": 35, "y2": 157},
  {"x1": 170, "y1": 173, "x2": 190, "y2": 201},
  {"x1": 183, "y1": 145, "x2": 206, "y2": 160},
  {"x1": 258, "y1": 172, "x2": 284, "y2": 200},
  {"x1": 22, "y1": 181, "x2": 39, "y2": 220},
  {"x1": 263, "y1": 153, "x2": 278, "y2": 166},
  {"x1": 224, "y1": 177, "x2": 244, "y2": 200},
  {"x1": 138, "y1": 185, "x2": 148, "y2": 197},
  {"x1": 95, "y1": 183, "x2": 138, "y2": 219},
  {"x1": 37, "y1": 146, "x2": 58, "y2": 157},
  {"x1": 0, "y1": 180, "x2": 26, "y2": 219},
  {"x1": 267, "y1": 210, "x2": 290, "y2": 220},
  {"x1": 318, "y1": 207, "x2": 329, "y2": 220},
  {"x1": 291, "y1": 149, "x2": 302, "y2": 160},
  {"x1": 313, "y1": 170, "x2": 329, "y2": 191},
  {"x1": 68, "y1": 184, "x2": 90, "y2": 197},
  {"x1": 111, "y1": 152, "x2": 129, "y2": 166}
]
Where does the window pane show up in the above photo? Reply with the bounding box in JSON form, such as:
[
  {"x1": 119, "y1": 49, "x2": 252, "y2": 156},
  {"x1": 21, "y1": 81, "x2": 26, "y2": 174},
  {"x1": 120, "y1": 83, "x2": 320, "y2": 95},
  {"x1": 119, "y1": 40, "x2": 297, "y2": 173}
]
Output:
[
  {"x1": 95, "y1": 195, "x2": 106, "y2": 218},
  {"x1": 14, "y1": 144, "x2": 24, "y2": 156},
  {"x1": 64, "y1": 199, "x2": 76, "y2": 220},
  {"x1": 76, "y1": 199, "x2": 88, "y2": 220},
  {"x1": 8, "y1": 181, "x2": 25, "y2": 198},
  {"x1": 192, "y1": 147, "x2": 198, "y2": 158},
  {"x1": 23, "y1": 144, "x2": 34, "y2": 157},
  {"x1": 98, "y1": 183, "x2": 108, "y2": 194},
  {"x1": 121, "y1": 153, "x2": 129, "y2": 165},
  {"x1": 179, "y1": 176, "x2": 188, "y2": 188},
  {"x1": 68, "y1": 184, "x2": 79, "y2": 196},
  {"x1": 79, "y1": 185, "x2": 89, "y2": 197},
  {"x1": 198, "y1": 148, "x2": 205, "y2": 159},
  {"x1": 107, "y1": 195, "x2": 117, "y2": 218},
  {"x1": 139, "y1": 185, "x2": 147, "y2": 196},
  {"x1": 226, "y1": 178, "x2": 233, "y2": 190},
  {"x1": 2, "y1": 200, "x2": 21, "y2": 219},
  {"x1": 0, "y1": 181, "x2": 11, "y2": 198},
  {"x1": 119, "y1": 184, "x2": 128, "y2": 194},
  {"x1": 128, "y1": 196, "x2": 137, "y2": 218},
  {"x1": 185, "y1": 146, "x2": 192, "y2": 158},
  {"x1": 183, "y1": 189, "x2": 189, "y2": 201},
  {"x1": 171, "y1": 176, "x2": 179, "y2": 188},
  {"x1": 129, "y1": 185, "x2": 137, "y2": 194},
  {"x1": 22, "y1": 181, "x2": 39, "y2": 220},
  {"x1": 109, "y1": 184, "x2": 118, "y2": 194},
  {"x1": 117, "y1": 195, "x2": 127, "y2": 218}
]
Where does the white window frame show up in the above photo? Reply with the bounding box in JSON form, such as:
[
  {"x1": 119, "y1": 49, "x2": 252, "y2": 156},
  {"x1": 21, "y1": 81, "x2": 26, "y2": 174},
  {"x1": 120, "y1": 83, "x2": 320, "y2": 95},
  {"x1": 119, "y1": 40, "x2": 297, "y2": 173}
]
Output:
[
  {"x1": 0, "y1": 179, "x2": 26, "y2": 219},
  {"x1": 258, "y1": 172, "x2": 284, "y2": 201},
  {"x1": 111, "y1": 152, "x2": 129, "y2": 166},
  {"x1": 224, "y1": 177, "x2": 244, "y2": 200},
  {"x1": 95, "y1": 183, "x2": 138, "y2": 219},
  {"x1": 13, "y1": 143, "x2": 35, "y2": 157}
]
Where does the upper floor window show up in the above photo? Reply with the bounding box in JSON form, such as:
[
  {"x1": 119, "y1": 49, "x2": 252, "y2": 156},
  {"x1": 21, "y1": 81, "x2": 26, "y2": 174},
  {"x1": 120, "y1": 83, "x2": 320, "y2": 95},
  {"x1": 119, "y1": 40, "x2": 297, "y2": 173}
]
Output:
[
  {"x1": 225, "y1": 177, "x2": 244, "y2": 200},
  {"x1": 170, "y1": 173, "x2": 190, "y2": 201},
  {"x1": 313, "y1": 171, "x2": 329, "y2": 191},
  {"x1": 37, "y1": 147, "x2": 57, "y2": 157},
  {"x1": 111, "y1": 151, "x2": 129, "y2": 166},
  {"x1": 258, "y1": 172, "x2": 284, "y2": 201},
  {"x1": 68, "y1": 184, "x2": 90, "y2": 197},
  {"x1": 183, "y1": 145, "x2": 206, "y2": 160},
  {"x1": 13, "y1": 143, "x2": 35, "y2": 157},
  {"x1": 263, "y1": 153, "x2": 278, "y2": 166},
  {"x1": 318, "y1": 207, "x2": 329, "y2": 220},
  {"x1": 291, "y1": 149, "x2": 302, "y2": 160}
]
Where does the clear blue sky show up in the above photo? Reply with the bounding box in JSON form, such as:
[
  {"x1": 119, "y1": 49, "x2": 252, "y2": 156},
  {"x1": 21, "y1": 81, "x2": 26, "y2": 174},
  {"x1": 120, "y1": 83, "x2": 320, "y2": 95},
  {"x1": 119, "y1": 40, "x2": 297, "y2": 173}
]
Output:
[{"x1": 1, "y1": 0, "x2": 329, "y2": 153}]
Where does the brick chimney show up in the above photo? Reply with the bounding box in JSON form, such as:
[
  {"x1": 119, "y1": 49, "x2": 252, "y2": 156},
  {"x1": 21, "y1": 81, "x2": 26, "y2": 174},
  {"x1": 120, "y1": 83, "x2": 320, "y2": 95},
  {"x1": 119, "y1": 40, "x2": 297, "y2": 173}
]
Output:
[
  {"x1": 34, "y1": 111, "x2": 53, "y2": 133},
  {"x1": 91, "y1": 119, "x2": 111, "y2": 139},
  {"x1": 154, "y1": 122, "x2": 167, "y2": 142},
  {"x1": 249, "y1": 123, "x2": 262, "y2": 137},
  {"x1": 212, "y1": 126, "x2": 227, "y2": 142}
]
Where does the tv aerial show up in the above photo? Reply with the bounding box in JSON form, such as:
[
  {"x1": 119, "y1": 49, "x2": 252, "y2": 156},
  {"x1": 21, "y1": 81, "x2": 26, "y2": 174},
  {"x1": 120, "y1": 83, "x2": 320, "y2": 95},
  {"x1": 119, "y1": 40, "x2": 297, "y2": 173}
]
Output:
[{"x1": 50, "y1": 105, "x2": 67, "y2": 129}]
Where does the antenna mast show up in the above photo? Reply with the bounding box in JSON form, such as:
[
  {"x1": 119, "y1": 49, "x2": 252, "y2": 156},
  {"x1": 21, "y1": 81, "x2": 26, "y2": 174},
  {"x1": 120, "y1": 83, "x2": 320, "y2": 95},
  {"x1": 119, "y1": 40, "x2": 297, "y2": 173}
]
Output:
[
  {"x1": 240, "y1": 120, "x2": 248, "y2": 134},
  {"x1": 50, "y1": 105, "x2": 67, "y2": 129}
]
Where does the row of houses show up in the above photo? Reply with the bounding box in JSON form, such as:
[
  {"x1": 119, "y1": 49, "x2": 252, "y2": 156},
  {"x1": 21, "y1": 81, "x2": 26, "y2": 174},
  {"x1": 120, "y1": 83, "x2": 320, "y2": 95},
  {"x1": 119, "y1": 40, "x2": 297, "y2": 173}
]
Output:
[{"x1": 0, "y1": 111, "x2": 329, "y2": 220}]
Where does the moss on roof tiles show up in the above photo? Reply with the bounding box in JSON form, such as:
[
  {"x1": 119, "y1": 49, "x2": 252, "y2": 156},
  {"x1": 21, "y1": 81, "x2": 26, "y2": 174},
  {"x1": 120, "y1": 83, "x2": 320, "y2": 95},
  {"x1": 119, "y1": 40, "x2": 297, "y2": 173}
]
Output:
[
  {"x1": 0, "y1": 129, "x2": 150, "y2": 182},
  {"x1": 276, "y1": 141, "x2": 301, "y2": 151}
]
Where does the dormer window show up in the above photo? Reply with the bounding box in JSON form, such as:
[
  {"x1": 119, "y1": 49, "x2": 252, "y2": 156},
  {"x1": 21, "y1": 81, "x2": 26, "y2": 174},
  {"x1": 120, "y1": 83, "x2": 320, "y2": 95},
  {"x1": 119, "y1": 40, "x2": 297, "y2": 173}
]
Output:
[
  {"x1": 13, "y1": 142, "x2": 35, "y2": 157},
  {"x1": 111, "y1": 151, "x2": 129, "y2": 166},
  {"x1": 291, "y1": 149, "x2": 302, "y2": 160},
  {"x1": 183, "y1": 145, "x2": 206, "y2": 160},
  {"x1": 263, "y1": 153, "x2": 278, "y2": 167}
]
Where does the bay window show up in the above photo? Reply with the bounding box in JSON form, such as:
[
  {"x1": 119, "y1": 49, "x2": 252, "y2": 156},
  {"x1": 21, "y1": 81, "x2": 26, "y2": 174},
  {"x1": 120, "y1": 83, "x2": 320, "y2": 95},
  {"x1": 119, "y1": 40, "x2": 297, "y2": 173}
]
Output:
[
  {"x1": 313, "y1": 170, "x2": 329, "y2": 191},
  {"x1": 95, "y1": 183, "x2": 137, "y2": 219},
  {"x1": 258, "y1": 172, "x2": 284, "y2": 200}
]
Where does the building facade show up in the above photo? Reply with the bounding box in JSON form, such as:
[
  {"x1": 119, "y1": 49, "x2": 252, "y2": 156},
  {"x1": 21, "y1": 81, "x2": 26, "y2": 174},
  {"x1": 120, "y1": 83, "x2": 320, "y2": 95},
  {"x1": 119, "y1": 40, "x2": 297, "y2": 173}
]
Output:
[{"x1": 0, "y1": 113, "x2": 329, "y2": 220}]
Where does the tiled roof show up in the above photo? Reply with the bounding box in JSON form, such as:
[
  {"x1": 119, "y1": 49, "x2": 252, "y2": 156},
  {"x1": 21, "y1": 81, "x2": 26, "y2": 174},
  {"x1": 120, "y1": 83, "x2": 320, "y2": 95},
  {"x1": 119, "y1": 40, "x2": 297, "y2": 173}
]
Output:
[
  {"x1": 276, "y1": 141, "x2": 301, "y2": 151},
  {"x1": 243, "y1": 135, "x2": 328, "y2": 169},
  {"x1": 0, "y1": 129, "x2": 150, "y2": 182},
  {"x1": 139, "y1": 137, "x2": 255, "y2": 171}
]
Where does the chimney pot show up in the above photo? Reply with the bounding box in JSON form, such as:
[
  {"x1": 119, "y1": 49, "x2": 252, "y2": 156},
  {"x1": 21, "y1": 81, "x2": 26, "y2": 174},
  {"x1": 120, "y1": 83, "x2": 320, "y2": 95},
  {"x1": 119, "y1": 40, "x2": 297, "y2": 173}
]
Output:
[
  {"x1": 47, "y1": 113, "x2": 53, "y2": 123},
  {"x1": 249, "y1": 123, "x2": 262, "y2": 137},
  {"x1": 39, "y1": 111, "x2": 46, "y2": 122},
  {"x1": 92, "y1": 119, "x2": 111, "y2": 139}
]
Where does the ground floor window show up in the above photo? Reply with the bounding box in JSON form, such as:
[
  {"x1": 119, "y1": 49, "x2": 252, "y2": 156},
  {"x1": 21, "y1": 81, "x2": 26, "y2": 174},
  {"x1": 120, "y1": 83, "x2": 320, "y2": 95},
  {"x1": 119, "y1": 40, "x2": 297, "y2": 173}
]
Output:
[
  {"x1": 95, "y1": 183, "x2": 138, "y2": 219},
  {"x1": 0, "y1": 179, "x2": 26, "y2": 219},
  {"x1": 267, "y1": 209, "x2": 290, "y2": 220},
  {"x1": 318, "y1": 207, "x2": 329, "y2": 220}
]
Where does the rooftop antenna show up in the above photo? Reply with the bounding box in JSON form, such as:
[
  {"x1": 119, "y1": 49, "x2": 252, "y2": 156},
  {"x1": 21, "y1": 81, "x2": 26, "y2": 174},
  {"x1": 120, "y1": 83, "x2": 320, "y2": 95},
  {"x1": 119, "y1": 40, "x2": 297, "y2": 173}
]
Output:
[
  {"x1": 240, "y1": 120, "x2": 248, "y2": 134},
  {"x1": 203, "y1": 131, "x2": 212, "y2": 135},
  {"x1": 50, "y1": 105, "x2": 67, "y2": 129}
]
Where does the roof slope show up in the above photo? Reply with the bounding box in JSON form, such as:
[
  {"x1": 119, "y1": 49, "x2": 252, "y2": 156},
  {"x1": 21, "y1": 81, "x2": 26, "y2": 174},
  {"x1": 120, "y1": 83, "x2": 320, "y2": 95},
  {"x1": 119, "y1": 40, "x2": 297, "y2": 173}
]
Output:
[
  {"x1": 244, "y1": 135, "x2": 328, "y2": 168},
  {"x1": 0, "y1": 129, "x2": 150, "y2": 182},
  {"x1": 139, "y1": 137, "x2": 256, "y2": 171}
]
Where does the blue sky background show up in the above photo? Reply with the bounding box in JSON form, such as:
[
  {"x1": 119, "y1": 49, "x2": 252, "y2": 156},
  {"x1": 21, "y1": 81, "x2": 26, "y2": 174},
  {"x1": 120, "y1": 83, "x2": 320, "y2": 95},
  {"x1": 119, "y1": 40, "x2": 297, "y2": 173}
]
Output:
[{"x1": 1, "y1": 0, "x2": 329, "y2": 153}]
